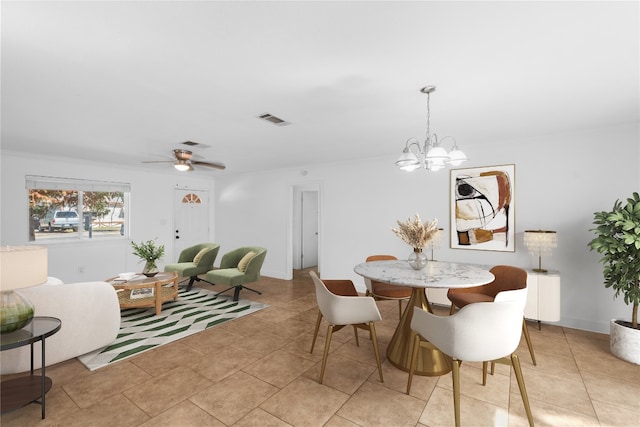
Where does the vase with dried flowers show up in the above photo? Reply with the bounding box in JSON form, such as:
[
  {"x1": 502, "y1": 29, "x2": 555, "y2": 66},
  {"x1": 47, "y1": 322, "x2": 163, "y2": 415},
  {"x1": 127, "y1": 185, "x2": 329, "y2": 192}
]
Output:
[{"x1": 391, "y1": 214, "x2": 439, "y2": 270}]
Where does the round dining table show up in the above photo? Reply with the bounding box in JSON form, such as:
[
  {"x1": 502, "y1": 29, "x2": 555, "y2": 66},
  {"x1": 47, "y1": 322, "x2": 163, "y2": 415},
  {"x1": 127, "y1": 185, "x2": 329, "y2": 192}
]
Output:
[{"x1": 354, "y1": 259, "x2": 494, "y2": 376}]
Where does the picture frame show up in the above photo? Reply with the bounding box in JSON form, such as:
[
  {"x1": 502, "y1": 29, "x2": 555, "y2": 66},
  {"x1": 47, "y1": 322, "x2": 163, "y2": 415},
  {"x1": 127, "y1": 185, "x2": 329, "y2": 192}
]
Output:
[{"x1": 450, "y1": 164, "x2": 515, "y2": 252}]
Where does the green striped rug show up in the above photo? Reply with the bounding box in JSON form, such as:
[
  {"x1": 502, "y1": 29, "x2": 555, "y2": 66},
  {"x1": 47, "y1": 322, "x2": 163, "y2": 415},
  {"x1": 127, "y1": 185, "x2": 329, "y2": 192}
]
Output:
[{"x1": 78, "y1": 287, "x2": 267, "y2": 371}]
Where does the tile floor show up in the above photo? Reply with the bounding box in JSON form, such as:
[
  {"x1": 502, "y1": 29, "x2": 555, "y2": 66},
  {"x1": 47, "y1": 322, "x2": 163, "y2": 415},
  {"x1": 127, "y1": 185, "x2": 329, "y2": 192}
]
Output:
[{"x1": 1, "y1": 268, "x2": 639, "y2": 426}]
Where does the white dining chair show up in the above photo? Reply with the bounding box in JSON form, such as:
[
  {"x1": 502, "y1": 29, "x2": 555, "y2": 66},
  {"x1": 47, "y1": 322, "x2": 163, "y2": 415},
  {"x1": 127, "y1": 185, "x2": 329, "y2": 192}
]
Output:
[
  {"x1": 309, "y1": 271, "x2": 384, "y2": 384},
  {"x1": 406, "y1": 288, "x2": 534, "y2": 427}
]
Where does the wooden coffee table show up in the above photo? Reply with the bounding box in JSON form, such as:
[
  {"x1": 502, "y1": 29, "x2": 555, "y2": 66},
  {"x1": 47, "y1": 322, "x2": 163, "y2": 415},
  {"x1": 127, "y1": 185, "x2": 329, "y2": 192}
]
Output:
[{"x1": 106, "y1": 272, "x2": 179, "y2": 315}]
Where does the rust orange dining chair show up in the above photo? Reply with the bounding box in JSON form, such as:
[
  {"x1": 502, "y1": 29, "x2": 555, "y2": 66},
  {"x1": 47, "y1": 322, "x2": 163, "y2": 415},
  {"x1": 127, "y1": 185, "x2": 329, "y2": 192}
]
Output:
[{"x1": 364, "y1": 255, "x2": 412, "y2": 318}]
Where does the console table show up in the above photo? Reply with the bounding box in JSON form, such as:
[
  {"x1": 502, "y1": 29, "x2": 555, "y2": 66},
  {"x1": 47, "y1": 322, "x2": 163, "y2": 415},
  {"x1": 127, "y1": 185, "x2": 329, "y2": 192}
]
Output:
[
  {"x1": 524, "y1": 269, "x2": 561, "y2": 328},
  {"x1": 0, "y1": 316, "x2": 61, "y2": 419}
]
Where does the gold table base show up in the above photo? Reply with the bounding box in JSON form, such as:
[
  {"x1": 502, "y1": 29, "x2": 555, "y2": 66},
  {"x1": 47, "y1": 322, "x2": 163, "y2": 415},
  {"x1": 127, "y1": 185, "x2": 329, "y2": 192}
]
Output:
[{"x1": 386, "y1": 288, "x2": 452, "y2": 376}]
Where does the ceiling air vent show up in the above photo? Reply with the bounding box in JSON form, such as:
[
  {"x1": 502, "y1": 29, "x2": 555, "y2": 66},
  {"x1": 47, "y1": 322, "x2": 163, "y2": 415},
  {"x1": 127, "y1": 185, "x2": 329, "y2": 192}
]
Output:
[
  {"x1": 181, "y1": 141, "x2": 211, "y2": 149},
  {"x1": 258, "y1": 113, "x2": 290, "y2": 126}
]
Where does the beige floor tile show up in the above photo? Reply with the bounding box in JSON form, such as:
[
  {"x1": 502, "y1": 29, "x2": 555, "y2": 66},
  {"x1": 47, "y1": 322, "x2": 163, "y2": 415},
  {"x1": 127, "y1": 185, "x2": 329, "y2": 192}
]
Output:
[
  {"x1": 62, "y1": 393, "x2": 150, "y2": 427},
  {"x1": 591, "y1": 399, "x2": 640, "y2": 427},
  {"x1": 0, "y1": 383, "x2": 82, "y2": 427},
  {"x1": 571, "y1": 344, "x2": 638, "y2": 382},
  {"x1": 190, "y1": 370, "x2": 279, "y2": 425},
  {"x1": 333, "y1": 336, "x2": 387, "y2": 367},
  {"x1": 130, "y1": 341, "x2": 204, "y2": 377},
  {"x1": 63, "y1": 361, "x2": 152, "y2": 409},
  {"x1": 261, "y1": 376, "x2": 349, "y2": 427},
  {"x1": 0, "y1": 269, "x2": 631, "y2": 427},
  {"x1": 435, "y1": 364, "x2": 510, "y2": 408},
  {"x1": 192, "y1": 344, "x2": 260, "y2": 381},
  {"x1": 231, "y1": 330, "x2": 291, "y2": 357},
  {"x1": 380, "y1": 361, "x2": 439, "y2": 399},
  {"x1": 508, "y1": 394, "x2": 600, "y2": 427},
  {"x1": 302, "y1": 354, "x2": 377, "y2": 394},
  {"x1": 251, "y1": 306, "x2": 299, "y2": 323},
  {"x1": 180, "y1": 325, "x2": 244, "y2": 353},
  {"x1": 234, "y1": 407, "x2": 292, "y2": 426},
  {"x1": 139, "y1": 400, "x2": 225, "y2": 427},
  {"x1": 123, "y1": 365, "x2": 212, "y2": 416},
  {"x1": 419, "y1": 385, "x2": 510, "y2": 427},
  {"x1": 519, "y1": 350, "x2": 582, "y2": 382},
  {"x1": 509, "y1": 364, "x2": 596, "y2": 418},
  {"x1": 218, "y1": 316, "x2": 275, "y2": 336},
  {"x1": 324, "y1": 414, "x2": 361, "y2": 427},
  {"x1": 337, "y1": 381, "x2": 425, "y2": 426},
  {"x1": 581, "y1": 370, "x2": 640, "y2": 411},
  {"x1": 243, "y1": 349, "x2": 317, "y2": 388}
]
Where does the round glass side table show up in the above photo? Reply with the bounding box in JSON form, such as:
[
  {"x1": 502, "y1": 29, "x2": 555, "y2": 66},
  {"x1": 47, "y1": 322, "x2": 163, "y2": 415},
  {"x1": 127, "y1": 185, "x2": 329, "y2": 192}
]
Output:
[{"x1": 1, "y1": 316, "x2": 62, "y2": 419}]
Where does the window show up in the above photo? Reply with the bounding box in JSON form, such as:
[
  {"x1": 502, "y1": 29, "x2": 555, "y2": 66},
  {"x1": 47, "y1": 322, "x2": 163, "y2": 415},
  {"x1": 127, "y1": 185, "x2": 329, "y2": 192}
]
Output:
[{"x1": 27, "y1": 176, "x2": 130, "y2": 242}]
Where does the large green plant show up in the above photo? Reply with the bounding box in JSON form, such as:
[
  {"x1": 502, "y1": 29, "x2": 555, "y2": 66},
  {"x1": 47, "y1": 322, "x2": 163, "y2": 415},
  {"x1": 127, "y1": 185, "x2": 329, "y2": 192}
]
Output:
[{"x1": 588, "y1": 192, "x2": 640, "y2": 329}]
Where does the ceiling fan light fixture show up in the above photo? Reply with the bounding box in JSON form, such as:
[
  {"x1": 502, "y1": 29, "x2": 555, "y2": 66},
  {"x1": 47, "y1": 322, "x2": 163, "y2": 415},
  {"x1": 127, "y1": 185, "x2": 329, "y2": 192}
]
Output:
[{"x1": 174, "y1": 161, "x2": 191, "y2": 172}]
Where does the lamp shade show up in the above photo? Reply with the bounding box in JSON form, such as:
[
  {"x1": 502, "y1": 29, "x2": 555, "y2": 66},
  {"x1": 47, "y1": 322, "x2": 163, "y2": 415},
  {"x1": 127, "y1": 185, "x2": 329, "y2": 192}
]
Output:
[
  {"x1": 1, "y1": 246, "x2": 48, "y2": 291},
  {"x1": 523, "y1": 230, "x2": 557, "y2": 255},
  {"x1": 523, "y1": 230, "x2": 557, "y2": 272}
]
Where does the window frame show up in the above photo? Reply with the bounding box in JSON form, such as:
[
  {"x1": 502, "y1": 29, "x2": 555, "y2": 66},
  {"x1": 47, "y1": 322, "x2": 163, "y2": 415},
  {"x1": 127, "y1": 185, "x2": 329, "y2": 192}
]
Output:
[{"x1": 27, "y1": 175, "x2": 131, "y2": 242}]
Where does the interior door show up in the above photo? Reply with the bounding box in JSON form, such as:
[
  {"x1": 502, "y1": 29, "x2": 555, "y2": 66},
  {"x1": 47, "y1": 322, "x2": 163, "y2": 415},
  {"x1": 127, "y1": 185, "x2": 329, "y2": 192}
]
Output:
[
  {"x1": 301, "y1": 190, "x2": 318, "y2": 268},
  {"x1": 174, "y1": 189, "x2": 209, "y2": 259}
]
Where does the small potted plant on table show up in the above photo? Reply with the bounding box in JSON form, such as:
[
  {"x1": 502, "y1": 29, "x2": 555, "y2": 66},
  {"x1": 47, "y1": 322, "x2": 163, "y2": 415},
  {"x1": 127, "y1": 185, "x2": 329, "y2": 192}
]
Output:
[
  {"x1": 588, "y1": 192, "x2": 640, "y2": 365},
  {"x1": 131, "y1": 239, "x2": 165, "y2": 277}
]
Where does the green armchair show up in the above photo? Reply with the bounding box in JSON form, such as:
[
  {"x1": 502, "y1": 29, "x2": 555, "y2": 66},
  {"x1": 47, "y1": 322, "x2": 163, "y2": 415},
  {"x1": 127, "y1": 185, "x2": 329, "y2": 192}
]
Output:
[
  {"x1": 164, "y1": 243, "x2": 220, "y2": 291},
  {"x1": 205, "y1": 246, "x2": 267, "y2": 301}
]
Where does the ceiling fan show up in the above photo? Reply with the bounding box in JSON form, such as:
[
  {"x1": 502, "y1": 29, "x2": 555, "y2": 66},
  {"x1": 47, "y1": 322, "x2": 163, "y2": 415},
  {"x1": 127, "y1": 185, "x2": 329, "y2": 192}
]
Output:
[{"x1": 142, "y1": 149, "x2": 226, "y2": 171}]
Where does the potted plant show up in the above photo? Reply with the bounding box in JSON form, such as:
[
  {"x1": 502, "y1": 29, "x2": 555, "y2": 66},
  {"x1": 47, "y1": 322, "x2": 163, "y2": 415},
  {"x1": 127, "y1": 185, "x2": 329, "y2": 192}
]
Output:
[
  {"x1": 588, "y1": 192, "x2": 640, "y2": 365},
  {"x1": 131, "y1": 239, "x2": 165, "y2": 277}
]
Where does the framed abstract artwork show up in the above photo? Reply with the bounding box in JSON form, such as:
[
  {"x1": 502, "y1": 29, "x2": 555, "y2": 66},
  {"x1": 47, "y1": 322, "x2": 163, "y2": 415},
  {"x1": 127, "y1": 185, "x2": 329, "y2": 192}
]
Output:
[{"x1": 450, "y1": 164, "x2": 515, "y2": 252}]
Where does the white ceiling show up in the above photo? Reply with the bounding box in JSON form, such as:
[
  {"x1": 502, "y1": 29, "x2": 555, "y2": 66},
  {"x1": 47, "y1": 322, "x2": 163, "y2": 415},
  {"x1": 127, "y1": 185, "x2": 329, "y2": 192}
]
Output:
[{"x1": 2, "y1": 1, "x2": 638, "y2": 175}]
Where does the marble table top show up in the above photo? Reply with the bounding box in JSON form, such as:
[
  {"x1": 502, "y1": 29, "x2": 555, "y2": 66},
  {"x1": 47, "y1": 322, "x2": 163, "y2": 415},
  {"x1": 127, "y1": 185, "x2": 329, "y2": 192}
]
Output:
[{"x1": 354, "y1": 260, "x2": 494, "y2": 289}]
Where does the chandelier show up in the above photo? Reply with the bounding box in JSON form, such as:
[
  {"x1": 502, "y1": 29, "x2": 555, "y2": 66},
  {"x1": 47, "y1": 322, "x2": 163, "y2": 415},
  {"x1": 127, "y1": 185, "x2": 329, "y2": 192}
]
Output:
[{"x1": 395, "y1": 86, "x2": 467, "y2": 172}]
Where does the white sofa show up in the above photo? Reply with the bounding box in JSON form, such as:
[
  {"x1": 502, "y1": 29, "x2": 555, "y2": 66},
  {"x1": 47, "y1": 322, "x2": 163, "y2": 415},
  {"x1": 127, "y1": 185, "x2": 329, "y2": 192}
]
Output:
[{"x1": 1, "y1": 277, "x2": 120, "y2": 374}]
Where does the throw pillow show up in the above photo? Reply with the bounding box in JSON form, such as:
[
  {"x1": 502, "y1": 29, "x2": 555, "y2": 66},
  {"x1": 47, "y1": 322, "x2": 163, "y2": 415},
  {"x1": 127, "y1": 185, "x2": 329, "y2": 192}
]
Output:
[
  {"x1": 193, "y1": 247, "x2": 212, "y2": 265},
  {"x1": 237, "y1": 251, "x2": 257, "y2": 272}
]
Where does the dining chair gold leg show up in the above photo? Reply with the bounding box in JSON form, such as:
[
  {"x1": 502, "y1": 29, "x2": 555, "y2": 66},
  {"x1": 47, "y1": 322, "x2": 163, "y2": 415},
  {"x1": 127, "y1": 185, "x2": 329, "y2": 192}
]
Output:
[
  {"x1": 398, "y1": 300, "x2": 403, "y2": 319},
  {"x1": 452, "y1": 359, "x2": 462, "y2": 427},
  {"x1": 482, "y1": 361, "x2": 488, "y2": 385},
  {"x1": 522, "y1": 318, "x2": 537, "y2": 365},
  {"x1": 511, "y1": 353, "x2": 535, "y2": 427},
  {"x1": 310, "y1": 311, "x2": 322, "y2": 353},
  {"x1": 449, "y1": 304, "x2": 456, "y2": 315},
  {"x1": 353, "y1": 325, "x2": 360, "y2": 346},
  {"x1": 369, "y1": 322, "x2": 383, "y2": 382},
  {"x1": 406, "y1": 333, "x2": 420, "y2": 394},
  {"x1": 319, "y1": 325, "x2": 334, "y2": 384}
]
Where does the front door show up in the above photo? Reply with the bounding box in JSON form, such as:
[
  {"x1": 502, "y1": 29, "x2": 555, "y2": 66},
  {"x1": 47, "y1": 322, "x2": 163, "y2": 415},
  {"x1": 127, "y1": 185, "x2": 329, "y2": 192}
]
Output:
[{"x1": 174, "y1": 189, "x2": 209, "y2": 259}]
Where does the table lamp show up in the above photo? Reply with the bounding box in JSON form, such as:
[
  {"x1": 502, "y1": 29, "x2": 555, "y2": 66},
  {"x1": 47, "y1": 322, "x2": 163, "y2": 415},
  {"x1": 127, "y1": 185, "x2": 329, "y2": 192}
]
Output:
[
  {"x1": 523, "y1": 230, "x2": 557, "y2": 273},
  {"x1": 0, "y1": 246, "x2": 48, "y2": 333}
]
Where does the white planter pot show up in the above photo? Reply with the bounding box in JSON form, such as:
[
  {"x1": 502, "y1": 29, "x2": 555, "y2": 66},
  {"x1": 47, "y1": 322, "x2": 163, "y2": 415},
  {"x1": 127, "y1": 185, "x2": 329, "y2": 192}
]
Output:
[{"x1": 610, "y1": 319, "x2": 640, "y2": 365}]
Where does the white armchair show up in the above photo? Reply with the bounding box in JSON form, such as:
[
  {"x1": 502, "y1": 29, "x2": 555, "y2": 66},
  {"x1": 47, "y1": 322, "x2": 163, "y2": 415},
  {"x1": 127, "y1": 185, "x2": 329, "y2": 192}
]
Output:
[
  {"x1": 309, "y1": 271, "x2": 383, "y2": 384},
  {"x1": 406, "y1": 288, "x2": 534, "y2": 427},
  {"x1": 1, "y1": 277, "x2": 120, "y2": 374}
]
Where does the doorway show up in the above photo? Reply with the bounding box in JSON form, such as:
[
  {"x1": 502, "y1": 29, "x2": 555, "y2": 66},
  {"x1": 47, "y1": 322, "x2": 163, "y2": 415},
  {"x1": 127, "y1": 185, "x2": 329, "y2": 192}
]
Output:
[{"x1": 292, "y1": 184, "x2": 320, "y2": 272}]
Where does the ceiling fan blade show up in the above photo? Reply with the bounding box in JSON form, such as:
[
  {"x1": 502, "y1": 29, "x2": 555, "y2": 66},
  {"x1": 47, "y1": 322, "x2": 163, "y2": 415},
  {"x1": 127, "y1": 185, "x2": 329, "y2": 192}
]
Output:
[
  {"x1": 141, "y1": 160, "x2": 174, "y2": 164},
  {"x1": 192, "y1": 160, "x2": 226, "y2": 170}
]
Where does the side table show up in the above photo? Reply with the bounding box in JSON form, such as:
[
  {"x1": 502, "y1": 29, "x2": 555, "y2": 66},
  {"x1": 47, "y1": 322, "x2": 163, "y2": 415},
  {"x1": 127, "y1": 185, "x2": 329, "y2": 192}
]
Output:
[{"x1": 1, "y1": 316, "x2": 62, "y2": 419}]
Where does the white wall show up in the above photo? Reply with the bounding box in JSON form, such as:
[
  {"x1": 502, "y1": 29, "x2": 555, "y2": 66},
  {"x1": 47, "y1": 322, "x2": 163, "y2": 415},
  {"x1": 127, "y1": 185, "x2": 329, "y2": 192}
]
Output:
[
  {"x1": 2, "y1": 123, "x2": 638, "y2": 333},
  {"x1": 213, "y1": 123, "x2": 639, "y2": 334},
  {"x1": 0, "y1": 151, "x2": 217, "y2": 283}
]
